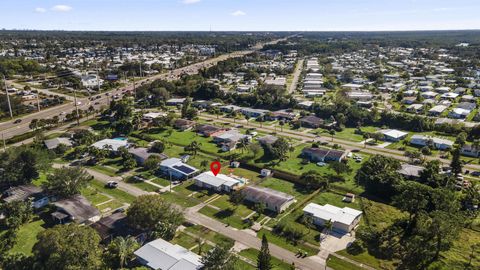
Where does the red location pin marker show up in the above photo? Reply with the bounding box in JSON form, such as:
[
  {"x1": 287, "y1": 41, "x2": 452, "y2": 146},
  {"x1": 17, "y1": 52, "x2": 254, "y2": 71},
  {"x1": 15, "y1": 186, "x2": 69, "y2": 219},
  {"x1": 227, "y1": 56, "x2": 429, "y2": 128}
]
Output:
[{"x1": 210, "y1": 161, "x2": 221, "y2": 176}]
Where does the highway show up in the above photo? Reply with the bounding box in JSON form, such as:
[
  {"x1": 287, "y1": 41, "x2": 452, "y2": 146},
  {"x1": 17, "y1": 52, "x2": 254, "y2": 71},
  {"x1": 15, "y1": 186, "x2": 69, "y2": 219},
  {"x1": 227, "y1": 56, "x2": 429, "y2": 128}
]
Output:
[{"x1": 0, "y1": 36, "x2": 291, "y2": 140}]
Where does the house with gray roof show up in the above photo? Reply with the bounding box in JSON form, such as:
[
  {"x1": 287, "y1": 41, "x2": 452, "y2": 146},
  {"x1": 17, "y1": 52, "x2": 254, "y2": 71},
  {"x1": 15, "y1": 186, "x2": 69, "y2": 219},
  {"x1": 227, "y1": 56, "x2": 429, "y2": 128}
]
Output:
[{"x1": 242, "y1": 186, "x2": 296, "y2": 213}]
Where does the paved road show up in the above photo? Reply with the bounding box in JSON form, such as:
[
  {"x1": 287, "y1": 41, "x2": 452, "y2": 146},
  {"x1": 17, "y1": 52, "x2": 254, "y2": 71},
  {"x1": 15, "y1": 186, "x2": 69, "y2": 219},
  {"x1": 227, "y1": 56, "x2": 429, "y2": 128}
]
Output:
[
  {"x1": 60, "y1": 163, "x2": 328, "y2": 270},
  {"x1": 199, "y1": 113, "x2": 480, "y2": 172},
  {"x1": 1, "y1": 36, "x2": 292, "y2": 140},
  {"x1": 289, "y1": 58, "x2": 304, "y2": 94}
]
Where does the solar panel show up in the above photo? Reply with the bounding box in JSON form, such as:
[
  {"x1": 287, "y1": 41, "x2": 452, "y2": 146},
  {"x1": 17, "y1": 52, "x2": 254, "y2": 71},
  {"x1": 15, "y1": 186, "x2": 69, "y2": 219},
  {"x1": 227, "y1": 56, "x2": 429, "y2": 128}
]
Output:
[{"x1": 173, "y1": 165, "x2": 195, "y2": 174}]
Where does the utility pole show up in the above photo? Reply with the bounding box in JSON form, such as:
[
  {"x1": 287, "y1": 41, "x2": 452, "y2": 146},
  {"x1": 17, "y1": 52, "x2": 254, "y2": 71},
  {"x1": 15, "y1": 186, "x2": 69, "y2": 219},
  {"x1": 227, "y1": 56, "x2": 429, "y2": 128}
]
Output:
[
  {"x1": 139, "y1": 62, "x2": 143, "y2": 78},
  {"x1": 73, "y1": 87, "x2": 80, "y2": 126},
  {"x1": 2, "y1": 133, "x2": 5, "y2": 151},
  {"x1": 2, "y1": 74, "x2": 13, "y2": 119},
  {"x1": 132, "y1": 74, "x2": 136, "y2": 99},
  {"x1": 35, "y1": 91, "x2": 41, "y2": 112},
  {"x1": 96, "y1": 63, "x2": 101, "y2": 92}
]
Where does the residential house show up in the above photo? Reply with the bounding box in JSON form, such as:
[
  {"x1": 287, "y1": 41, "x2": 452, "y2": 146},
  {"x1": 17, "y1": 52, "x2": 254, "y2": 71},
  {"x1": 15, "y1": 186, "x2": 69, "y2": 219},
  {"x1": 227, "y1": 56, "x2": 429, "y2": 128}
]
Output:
[
  {"x1": 397, "y1": 164, "x2": 424, "y2": 179},
  {"x1": 428, "y1": 105, "x2": 448, "y2": 116},
  {"x1": 461, "y1": 144, "x2": 480, "y2": 157},
  {"x1": 134, "y1": 238, "x2": 203, "y2": 270},
  {"x1": 449, "y1": 108, "x2": 471, "y2": 119},
  {"x1": 195, "y1": 124, "x2": 226, "y2": 137},
  {"x1": 302, "y1": 147, "x2": 347, "y2": 163},
  {"x1": 213, "y1": 129, "x2": 249, "y2": 152},
  {"x1": 166, "y1": 98, "x2": 186, "y2": 106},
  {"x1": 91, "y1": 138, "x2": 129, "y2": 152},
  {"x1": 194, "y1": 172, "x2": 246, "y2": 193},
  {"x1": 174, "y1": 119, "x2": 196, "y2": 131},
  {"x1": 52, "y1": 195, "x2": 101, "y2": 224},
  {"x1": 159, "y1": 158, "x2": 199, "y2": 180},
  {"x1": 128, "y1": 147, "x2": 168, "y2": 165},
  {"x1": 44, "y1": 137, "x2": 73, "y2": 150},
  {"x1": 380, "y1": 129, "x2": 408, "y2": 142},
  {"x1": 299, "y1": 115, "x2": 325, "y2": 129},
  {"x1": 302, "y1": 203, "x2": 362, "y2": 233},
  {"x1": 410, "y1": 135, "x2": 453, "y2": 150},
  {"x1": 242, "y1": 186, "x2": 296, "y2": 213},
  {"x1": 257, "y1": 135, "x2": 278, "y2": 146},
  {"x1": 2, "y1": 185, "x2": 50, "y2": 209}
]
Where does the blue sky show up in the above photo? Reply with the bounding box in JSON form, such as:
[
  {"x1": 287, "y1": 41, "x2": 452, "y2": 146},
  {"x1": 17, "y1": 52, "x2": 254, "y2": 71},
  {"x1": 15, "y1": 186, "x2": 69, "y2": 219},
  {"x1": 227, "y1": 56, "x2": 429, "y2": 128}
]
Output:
[{"x1": 1, "y1": 0, "x2": 480, "y2": 31}]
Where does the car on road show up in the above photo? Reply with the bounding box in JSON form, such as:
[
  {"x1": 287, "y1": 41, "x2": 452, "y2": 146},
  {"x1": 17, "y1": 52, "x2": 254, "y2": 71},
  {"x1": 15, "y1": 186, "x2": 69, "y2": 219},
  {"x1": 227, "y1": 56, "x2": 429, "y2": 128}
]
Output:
[
  {"x1": 113, "y1": 208, "x2": 125, "y2": 214},
  {"x1": 105, "y1": 181, "x2": 118, "y2": 189},
  {"x1": 13, "y1": 119, "x2": 22, "y2": 124},
  {"x1": 471, "y1": 171, "x2": 480, "y2": 177},
  {"x1": 94, "y1": 102, "x2": 100, "y2": 105}
]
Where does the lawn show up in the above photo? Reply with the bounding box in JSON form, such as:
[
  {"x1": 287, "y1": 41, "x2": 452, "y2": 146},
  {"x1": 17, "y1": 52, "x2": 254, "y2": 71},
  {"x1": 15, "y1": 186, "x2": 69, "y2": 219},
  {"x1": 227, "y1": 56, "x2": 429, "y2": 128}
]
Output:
[
  {"x1": 199, "y1": 205, "x2": 251, "y2": 229},
  {"x1": 441, "y1": 228, "x2": 480, "y2": 269},
  {"x1": 171, "y1": 232, "x2": 198, "y2": 250},
  {"x1": 256, "y1": 228, "x2": 319, "y2": 255},
  {"x1": 238, "y1": 248, "x2": 294, "y2": 270},
  {"x1": 326, "y1": 255, "x2": 364, "y2": 270},
  {"x1": 183, "y1": 224, "x2": 235, "y2": 247},
  {"x1": 90, "y1": 179, "x2": 136, "y2": 204},
  {"x1": 125, "y1": 176, "x2": 159, "y2": 192},
  {"x1": 9, "y1": 218, "x2": 46, "y2": 255}
]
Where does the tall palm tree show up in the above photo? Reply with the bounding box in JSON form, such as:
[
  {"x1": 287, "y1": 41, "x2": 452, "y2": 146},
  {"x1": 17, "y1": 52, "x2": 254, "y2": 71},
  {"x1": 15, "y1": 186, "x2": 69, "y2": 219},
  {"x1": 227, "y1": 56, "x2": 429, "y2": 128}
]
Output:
[
  {"x1": 108, "y1": 236, "x2": 139, "y2": 269},
  {"x1": 187, "y1": 141, "x2": 202, "y2": 157},
  {"x1": 238, "y1": 137, "x2": 249, "y2": 154}
]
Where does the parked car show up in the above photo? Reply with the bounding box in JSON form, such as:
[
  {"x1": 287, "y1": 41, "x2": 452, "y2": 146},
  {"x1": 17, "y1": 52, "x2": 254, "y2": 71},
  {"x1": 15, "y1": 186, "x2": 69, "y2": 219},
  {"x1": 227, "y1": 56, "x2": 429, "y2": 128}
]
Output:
[
  {"x1": 316, "y1": 162, "x2": 327, "y2": 167},
  {"x1": 13, "y1": 119, "x2": 22, "y2": 124},
  {"x1": 105, "y1": 181, "x2": 118, "y2": 189},
  {"x1": 471, "y1": 171, "x2": 480, "y2": 177}
]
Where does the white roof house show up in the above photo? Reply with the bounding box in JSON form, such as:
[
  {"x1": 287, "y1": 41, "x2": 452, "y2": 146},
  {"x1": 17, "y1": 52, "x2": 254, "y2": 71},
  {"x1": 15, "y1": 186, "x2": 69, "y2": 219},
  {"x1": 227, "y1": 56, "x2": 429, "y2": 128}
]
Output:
[
  {"x1": 159, "y1": 158, "x2": 198, "y2": 180},
  {"x1": 303, "y1": 203, "x2": 362, "y2": 233},
  {"x1": 91, "y1": 139, "x2": 129, "y2": 151},
  {"x1": 194, "y1": 171, "x2": 246, "y2": 193},
  {"x1": 380, "y1": 129, "x2": 408, "y2": 142},
  {"x1": 134, "y1": 239, "x2": 203, "y2": 270}
]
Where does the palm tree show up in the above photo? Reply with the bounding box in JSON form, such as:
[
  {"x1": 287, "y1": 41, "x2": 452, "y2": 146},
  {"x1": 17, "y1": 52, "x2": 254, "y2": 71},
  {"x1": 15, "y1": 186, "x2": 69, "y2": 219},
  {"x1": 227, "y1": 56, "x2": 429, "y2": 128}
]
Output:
[
  {"x1": 238, "y1": 137, "x2": 249, "y2": 154},
  {"x1": 324, "y1": 219, "x2": 333, "y2": 237},
  {"x1": 108, "y1": 236, "x2": 139, "y2": 269},
  {"x1": 196, "y1": 237, "x2": 206, "y2": 255},
  {"x1": 329, "y1": 130, "x2": 336, "y2": 142},
  {"x1": 186, "y1": 141, "x2": 202, "y2": 157}
]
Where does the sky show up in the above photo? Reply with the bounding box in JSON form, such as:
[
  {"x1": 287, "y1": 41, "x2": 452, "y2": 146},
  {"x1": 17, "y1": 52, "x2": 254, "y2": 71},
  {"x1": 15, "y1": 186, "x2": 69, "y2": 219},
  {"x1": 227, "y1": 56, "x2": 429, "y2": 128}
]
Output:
[{"x1": 1, "y1": 0, "x2": 480, "y2": 31}]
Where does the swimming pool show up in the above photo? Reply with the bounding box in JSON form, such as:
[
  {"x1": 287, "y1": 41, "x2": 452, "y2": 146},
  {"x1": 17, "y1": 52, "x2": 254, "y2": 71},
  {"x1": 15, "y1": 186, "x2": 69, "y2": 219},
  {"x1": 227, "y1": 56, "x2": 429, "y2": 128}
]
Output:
[{"x1": 113, "y1": 137, "x2": 128, "y2": 141}]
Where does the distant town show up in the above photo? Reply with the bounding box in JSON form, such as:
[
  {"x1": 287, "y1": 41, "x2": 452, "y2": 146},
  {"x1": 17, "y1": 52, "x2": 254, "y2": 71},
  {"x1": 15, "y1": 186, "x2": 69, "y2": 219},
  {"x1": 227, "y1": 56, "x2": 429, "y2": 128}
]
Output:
[{"x1": 0, "y1": 30, "x2": 479, "y2": 270}]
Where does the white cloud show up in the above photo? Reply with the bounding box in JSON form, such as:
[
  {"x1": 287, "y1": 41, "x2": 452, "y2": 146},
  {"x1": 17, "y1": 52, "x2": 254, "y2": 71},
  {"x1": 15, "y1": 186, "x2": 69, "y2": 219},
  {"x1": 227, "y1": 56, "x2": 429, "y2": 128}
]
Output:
[
  {"x1": 182, "y1": 0, "x2": 201, "y2": 4},
  {"x1": 51, "y1": 5, "x2": 73, "y2": 12},
  {"x1": 35, "y1": 7, "x2": 47, "y2": 13},
  {"x1": 231, "y1": 10, "x2": 246, "y2": 16}
]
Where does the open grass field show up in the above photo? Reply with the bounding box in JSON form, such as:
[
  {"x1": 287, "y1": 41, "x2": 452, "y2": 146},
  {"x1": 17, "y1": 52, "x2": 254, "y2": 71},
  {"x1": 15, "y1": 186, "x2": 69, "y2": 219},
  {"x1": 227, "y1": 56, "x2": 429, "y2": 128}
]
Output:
[
  {"x1": 239, "y1": 248, "x2": 294, "y2": 270},
  {"x1": 9, "y1": 218, "x2": 46, "y2": 255}
]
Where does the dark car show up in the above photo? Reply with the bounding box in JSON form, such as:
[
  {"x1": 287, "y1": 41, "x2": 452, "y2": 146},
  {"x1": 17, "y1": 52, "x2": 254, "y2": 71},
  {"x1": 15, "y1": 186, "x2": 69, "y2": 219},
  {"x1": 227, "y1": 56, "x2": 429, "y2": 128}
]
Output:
[
  {"x1": 471, "y1": 171, "x2": 480, "y2": 177},
  {"x1": 13, "y1": 119, "x2": 22, "y2": 124}
]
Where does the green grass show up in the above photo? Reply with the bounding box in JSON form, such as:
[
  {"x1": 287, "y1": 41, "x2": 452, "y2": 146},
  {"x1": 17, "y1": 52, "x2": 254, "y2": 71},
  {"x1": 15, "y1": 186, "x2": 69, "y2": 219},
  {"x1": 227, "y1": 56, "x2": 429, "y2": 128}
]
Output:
[
  {"x1": 199, "y1": 205, "x2": 249, "y2": 229},
  {"x1": 90, "y1": 165, "x2": 118, "y2": 177},
  {"x1": 183, "y1": 224, "x2": 235, "y2": 247},
  {"x1": 326, "y1": 255, "x2": 364, "y2": 270},
  {"x1": 81, "y1": 187, "x2": 111, "y2": 205},
  {"x1": 10, "y1": 218, "x2": 45, "y2": 255},
  {"x1": 171, "y1": 232, "x2": 198, "y2": 250},
  {"x1": 126, "y1": 177, "x2": 159, "y2": 192},
  {"x1": 256, "y1": 229, "x2": 319, "y2": 255},
  {"x1": 90, "y1": 179, "x2": 136, "y2": 204},
  {"x1": 234, "y1": 259, "x2": 256, "y2": 270},
  {"x1": 239, "y1": 248, "x2": 294, "y2": 270},
  {"x1": 441, "y1": 228, "x2": 480, "y2": 269},
  {"x1": 336, "y1": 249, "x2": 395, "y2": 270}
]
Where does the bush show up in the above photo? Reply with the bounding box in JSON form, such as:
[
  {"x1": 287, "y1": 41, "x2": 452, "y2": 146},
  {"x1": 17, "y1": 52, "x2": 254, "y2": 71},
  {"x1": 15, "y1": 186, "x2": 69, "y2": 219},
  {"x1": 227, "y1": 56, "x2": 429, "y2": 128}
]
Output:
[{"x1": 346, "y1": 240, "x2": 365, "y2": 255}]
